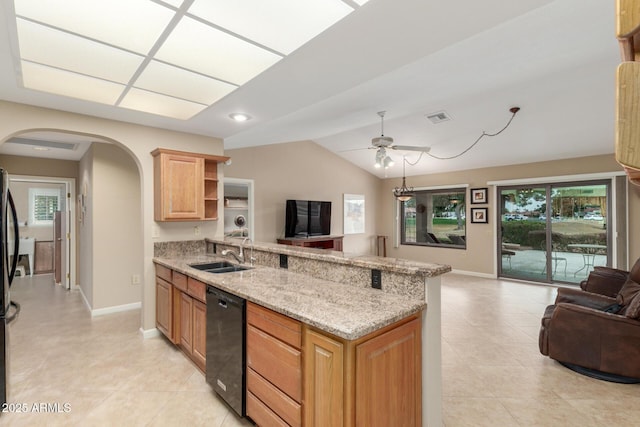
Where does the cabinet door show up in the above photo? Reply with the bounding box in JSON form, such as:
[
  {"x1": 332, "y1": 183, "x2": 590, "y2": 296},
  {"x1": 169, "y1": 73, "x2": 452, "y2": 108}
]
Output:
[
  {"x1": 179, "y1": 292, "x2": 193, "y2": 354},
  {"x1": 355, "y1": 318, "x2": 421, "y2": 427},
  {"x1": 157, "y1": 153, "x2": 204, "y2": 220},
  {"x1": 34, "y1": 240, "x2": 54, "y2": 273},
  {"x1": 304, "y1": 329, "x2": 344, "y2": 427},
  {"x1": 191, "y1": 299, "x2": 207, "y2": 371},
  {"x1": 156, "y1": 278, "x2": 173, "y2": 339}
]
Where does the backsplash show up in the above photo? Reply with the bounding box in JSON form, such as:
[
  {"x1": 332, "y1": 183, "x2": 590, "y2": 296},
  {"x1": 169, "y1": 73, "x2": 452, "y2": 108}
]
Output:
[{"x1": 154, "y1": 240, "x2": 206, "y2": 257}]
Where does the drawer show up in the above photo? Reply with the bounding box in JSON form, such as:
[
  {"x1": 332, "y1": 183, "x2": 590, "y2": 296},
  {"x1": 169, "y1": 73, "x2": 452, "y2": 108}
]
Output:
[
  {"x1": 187, "y1": 277, "x2": 206, "y2": 302},
  {"x1": 247, "y1": 324, "x2": 302, "y2": 402},
  {"x1": 155, "y1": 264, "x2": 172, "y2": 282},
  {"x1": 247, "y1": 391, "x2": 289, "y2": 427},
  {"x1": 247, "y1": 368, "x2": 301, "y2": 427},
  {"x1": 247, "y1": 302, "x2": 301, "y2": 349},
  {"x1": 173, "y1": 272, "x2": 187, "y2": 292}
]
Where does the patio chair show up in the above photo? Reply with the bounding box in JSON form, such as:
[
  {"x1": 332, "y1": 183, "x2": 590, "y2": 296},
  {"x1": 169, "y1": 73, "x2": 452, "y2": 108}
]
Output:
[
  {"x1": 501, "y1": 247, "x2": 516, "y2": 269},
  {"x1": 448, "y1": 234, "x2": 466, "y2": 245},
  {"x1": 426, "y1": 232, "x2": 440, "y2": 244},
  {"x1": 541, "y1": 242, "x2": 567, "y2": 276}
]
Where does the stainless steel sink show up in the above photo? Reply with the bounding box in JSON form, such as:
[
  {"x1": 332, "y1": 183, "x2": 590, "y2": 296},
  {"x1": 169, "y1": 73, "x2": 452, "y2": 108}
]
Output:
[{"x1": 189, "y1": 262, "x2": 252, "y2": 274}]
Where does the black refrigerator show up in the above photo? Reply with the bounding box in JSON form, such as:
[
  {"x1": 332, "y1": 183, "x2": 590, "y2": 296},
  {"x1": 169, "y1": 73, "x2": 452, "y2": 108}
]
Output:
[{"x1": 0, "y1": 167, "x2": 19, "y2": 408}]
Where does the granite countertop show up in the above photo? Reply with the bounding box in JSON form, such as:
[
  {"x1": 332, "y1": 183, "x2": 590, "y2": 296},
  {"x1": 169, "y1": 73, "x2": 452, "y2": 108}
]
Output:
[
  {"x1": 207, "y1": 238, "x2": 451, "y2": 277},
  {"x1": 154, "y1": 255, "x2": 426, "y2": 340}
]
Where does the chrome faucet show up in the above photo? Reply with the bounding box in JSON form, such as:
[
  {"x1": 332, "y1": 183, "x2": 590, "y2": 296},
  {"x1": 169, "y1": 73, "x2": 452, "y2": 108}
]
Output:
[{"x1": 221, "y1": 237, "x2": 252, "y2": 264}]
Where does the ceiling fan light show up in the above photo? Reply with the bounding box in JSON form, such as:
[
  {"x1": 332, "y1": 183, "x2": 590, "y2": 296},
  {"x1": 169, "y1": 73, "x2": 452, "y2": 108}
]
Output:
[{"x1": 384, "y1": 156, "x2": 394, "y2": 168}]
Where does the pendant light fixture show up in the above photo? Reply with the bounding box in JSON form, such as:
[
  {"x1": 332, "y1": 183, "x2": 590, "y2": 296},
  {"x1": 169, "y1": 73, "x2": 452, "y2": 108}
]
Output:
[{"x1": 393, "y1": 157, "x2": 414, "y2": 201}]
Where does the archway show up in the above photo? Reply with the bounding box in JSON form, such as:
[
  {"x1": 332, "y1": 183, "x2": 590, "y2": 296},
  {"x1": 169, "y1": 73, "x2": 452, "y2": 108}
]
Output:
[{"x1": 1, "y1": 128, "x2": 145, "y2": 315}]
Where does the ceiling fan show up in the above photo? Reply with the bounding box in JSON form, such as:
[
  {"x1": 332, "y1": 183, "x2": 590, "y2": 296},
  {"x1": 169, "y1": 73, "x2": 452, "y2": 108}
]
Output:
[{"x1": 371, "y1": 111, "x2": 430, "y2": 169}]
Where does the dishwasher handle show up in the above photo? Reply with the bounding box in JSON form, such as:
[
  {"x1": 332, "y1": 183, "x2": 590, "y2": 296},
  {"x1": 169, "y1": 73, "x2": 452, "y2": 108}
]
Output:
[{"x1": 207, "y1": 286, "x2": 244, "y2": 308}]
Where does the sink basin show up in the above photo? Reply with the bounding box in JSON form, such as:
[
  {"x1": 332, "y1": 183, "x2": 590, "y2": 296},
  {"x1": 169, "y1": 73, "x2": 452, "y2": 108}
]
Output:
[
  {"x1": 189, "y1": 262, "x2": 252, "y2": 274},
  {"x1": 190, "y1": 261, "x2": 235, "y2": 271}
]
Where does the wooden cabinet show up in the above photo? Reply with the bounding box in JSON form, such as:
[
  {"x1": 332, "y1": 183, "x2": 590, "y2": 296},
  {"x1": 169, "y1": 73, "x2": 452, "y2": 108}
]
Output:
[
  {"x1": 178, "y1": 277, "x2": 207, "y2": 371},
  {"x1": 304, "y1": 329, "x2": 344, "y2": 427},
  {"x1": 247, "y1": 302, "x2": 421, "y2": 427},
  {"x1": 277, "y1": 235, "x2": 343, "y2": 251},
  {"x1": 154, "y1": 263, "x2": 207, "y2": 371},
  {"x1": 615, "y1": 0, "x2": 640, "y2": 185},
  {"x1": 156, "y1": 276, "x2": 173, "y2": 340},
  {"x1": 179, "y1": 292, "x2": 193, "y2": 353},
  {"x1": 304, "y1": 315, "x2": 422, "y2": 427},
  {"x1": 152, "y1": 148, "x2": 229, "y2": 221},
  {"x1": 246, "y1": 302, "x2": 302, "y2": 427},
  {"x1": 192, "y1": 298, "x2": 207, "y2": 369},
  {"x1": 34, "y1": 240, "x2": 54, "y2": 274},
  {"x1": 355, "y1": 318, "x2": 421, "y2": 427}
]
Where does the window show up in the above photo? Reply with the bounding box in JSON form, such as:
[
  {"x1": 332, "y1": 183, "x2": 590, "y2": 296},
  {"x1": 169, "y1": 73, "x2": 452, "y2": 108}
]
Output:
[
  {"x1": 29, "y1": 188, "x2": 60, "y2": 226},
  {"x1": 401, "y1": 188, "x2": 466, "y2": 247}
]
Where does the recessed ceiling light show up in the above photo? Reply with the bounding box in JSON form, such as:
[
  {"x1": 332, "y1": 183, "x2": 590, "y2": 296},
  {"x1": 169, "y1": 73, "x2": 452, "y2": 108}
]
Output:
[
  {"x1": 229, "y1": 113, "x2": 251, "y2": 122},
  {"x1": 33, "y1": 146, "x2": 50, "y2": 151}
]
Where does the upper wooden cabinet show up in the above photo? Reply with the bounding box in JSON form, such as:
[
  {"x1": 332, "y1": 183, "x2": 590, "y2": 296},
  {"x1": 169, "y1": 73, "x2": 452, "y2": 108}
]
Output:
[
  {"x1": 152, "y1": 148, "x2": 229, "y2": 221},
  {"x1": 616, "y1": 0, "x2": 640, "y2": 185}
]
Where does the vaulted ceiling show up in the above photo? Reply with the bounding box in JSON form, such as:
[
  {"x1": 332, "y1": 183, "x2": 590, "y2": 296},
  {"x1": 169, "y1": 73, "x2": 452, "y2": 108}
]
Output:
[{"x1": 0, "y1": 0, "x2": 619, "y2": 178}]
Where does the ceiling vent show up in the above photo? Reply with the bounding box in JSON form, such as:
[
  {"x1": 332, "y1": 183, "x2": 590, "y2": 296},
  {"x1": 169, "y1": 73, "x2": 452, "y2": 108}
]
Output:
[
  {"x1": 7, "y1": 137, "x2": 78, "y2": 151},
  {"x1": 426, "y1": 111, "x2": 451, "y2": 124}
]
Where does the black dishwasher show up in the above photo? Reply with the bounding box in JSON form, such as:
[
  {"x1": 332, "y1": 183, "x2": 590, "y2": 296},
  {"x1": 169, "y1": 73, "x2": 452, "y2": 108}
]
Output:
[{"x1": 206, "y1": 286, "x2": 246, "y2": 416}]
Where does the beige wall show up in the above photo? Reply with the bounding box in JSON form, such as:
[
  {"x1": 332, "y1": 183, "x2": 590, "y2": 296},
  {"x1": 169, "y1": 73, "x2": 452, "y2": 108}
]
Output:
[
  {"x1": 0, "y1": 154, "x2": 79, "y2": 179},
  {"x1": 0, "y1": 100, "x2": 226, "y2": 331},
  {"x1": 225, "y1": 141, "x2": 381, "y2": 254},
  {"x1": 79, "y1": 146, "x2": 94, "y2": 304},
  {"x1": 79, "y1": 143, "x2": 142, "y2": 310},
  {"x1": 379, "y1": 154, "x2": 638, "y2": 275}
]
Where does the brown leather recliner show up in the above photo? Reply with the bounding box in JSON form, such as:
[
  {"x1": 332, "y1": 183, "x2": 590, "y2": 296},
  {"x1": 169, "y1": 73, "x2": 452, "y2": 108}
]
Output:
[{"x1": 539, "y1": 258, "x2": 640, "y2": 382}]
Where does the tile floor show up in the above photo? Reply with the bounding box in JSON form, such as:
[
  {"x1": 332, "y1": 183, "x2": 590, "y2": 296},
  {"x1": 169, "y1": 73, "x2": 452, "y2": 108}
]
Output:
[{"x1": 4, "y1": 273, "x2": 640, "y2": 426}]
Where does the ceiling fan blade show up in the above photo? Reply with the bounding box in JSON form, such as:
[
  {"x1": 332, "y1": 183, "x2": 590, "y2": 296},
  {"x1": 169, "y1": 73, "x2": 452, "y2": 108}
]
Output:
[
  {"x1": 390, "y1": 145, "x2": 431, "y2": 152},
  {"x1": 338, "y1": 146, "x2": 374, "y2": 153}
]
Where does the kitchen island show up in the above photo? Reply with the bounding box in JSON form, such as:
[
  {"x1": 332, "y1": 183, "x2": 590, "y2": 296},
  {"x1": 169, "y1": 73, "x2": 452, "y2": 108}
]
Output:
[{"x1": 154, "y1": 238, "x2": 450, "y2": 426}]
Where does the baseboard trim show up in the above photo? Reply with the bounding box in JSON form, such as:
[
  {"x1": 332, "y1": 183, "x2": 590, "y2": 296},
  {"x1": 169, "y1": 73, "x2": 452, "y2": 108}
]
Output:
[
  {"x1": 91, "y1": 302, "x2": 141, "y2": 317},
  {"x1": 140, "y1": 327, "x2": 160, "y2": 339},
  {"x1": 450, "y1": 269, "x2": 496, "y2": 279},
  {"x1": 78, "y1": 286, "x2": 92, "y2": 313}
]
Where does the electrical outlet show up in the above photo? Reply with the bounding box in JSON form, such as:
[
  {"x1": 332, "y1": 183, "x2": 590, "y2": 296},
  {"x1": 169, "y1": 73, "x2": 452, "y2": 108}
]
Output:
[
  {"x1": 132, "y1": 274, "x2": 141, "y2": 285},
  {"x1": 152, "y1": 224, "x2": 160, "y2": 238},
  {"x1": 279, "y1": 254, "x2": 288, "y2": 269},
  {"x1": 371, "y1": 269, "x2": 382, "y2": 289},
  {"x1": 194, "y1": 226, "x2": 200, "y2": 235}
]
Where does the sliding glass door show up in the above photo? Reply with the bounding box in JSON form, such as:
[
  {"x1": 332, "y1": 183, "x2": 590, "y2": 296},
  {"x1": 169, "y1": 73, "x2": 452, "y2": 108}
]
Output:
[{"x1": 498, "y1": 181, "x2": 610, "y2": 284}]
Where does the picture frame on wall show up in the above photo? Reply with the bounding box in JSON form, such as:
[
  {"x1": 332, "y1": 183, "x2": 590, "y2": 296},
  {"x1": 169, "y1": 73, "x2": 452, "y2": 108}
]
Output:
[
  {"x1": 470, "y1": 187, "x2": 488, "y2": 204},
  {"x1": 471, "y1": 207, "x2": 488, "y2": 223},
  {"x1": 343, "y1": 193, "x2": 365, "y2": 234}
]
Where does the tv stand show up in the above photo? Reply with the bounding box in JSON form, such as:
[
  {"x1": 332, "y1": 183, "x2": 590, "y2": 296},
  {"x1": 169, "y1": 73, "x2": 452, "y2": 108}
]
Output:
[{"x1": 277, "y1": 235, "x2": 343, "y2": 251}]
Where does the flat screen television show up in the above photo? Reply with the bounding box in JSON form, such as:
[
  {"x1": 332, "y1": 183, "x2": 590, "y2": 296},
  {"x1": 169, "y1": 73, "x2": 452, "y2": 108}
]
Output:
[{"x1": 285, "y1": 200, "x2": 331, "y2": 238}]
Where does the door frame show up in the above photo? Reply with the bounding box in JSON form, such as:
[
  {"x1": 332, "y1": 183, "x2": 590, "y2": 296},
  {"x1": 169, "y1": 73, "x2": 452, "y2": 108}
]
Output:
[
  {"x1": 223, "y1": 177, "x2": 255, "y2": 241},
  {"x1": 10, "y1": 174, "x2": 76, "y2": 289},
  {"x1": 489, "y1": 171, "x2": 627, "y2": 282}
]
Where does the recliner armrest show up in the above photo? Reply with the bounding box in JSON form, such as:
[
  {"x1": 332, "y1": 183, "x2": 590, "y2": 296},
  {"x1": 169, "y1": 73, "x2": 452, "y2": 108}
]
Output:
[
  {"x1": 579, "y1": 267, "x2": 629, "y2": 297},
  {"x1": 555, "y1": 287, "x2": 616, "y2": 309}
]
